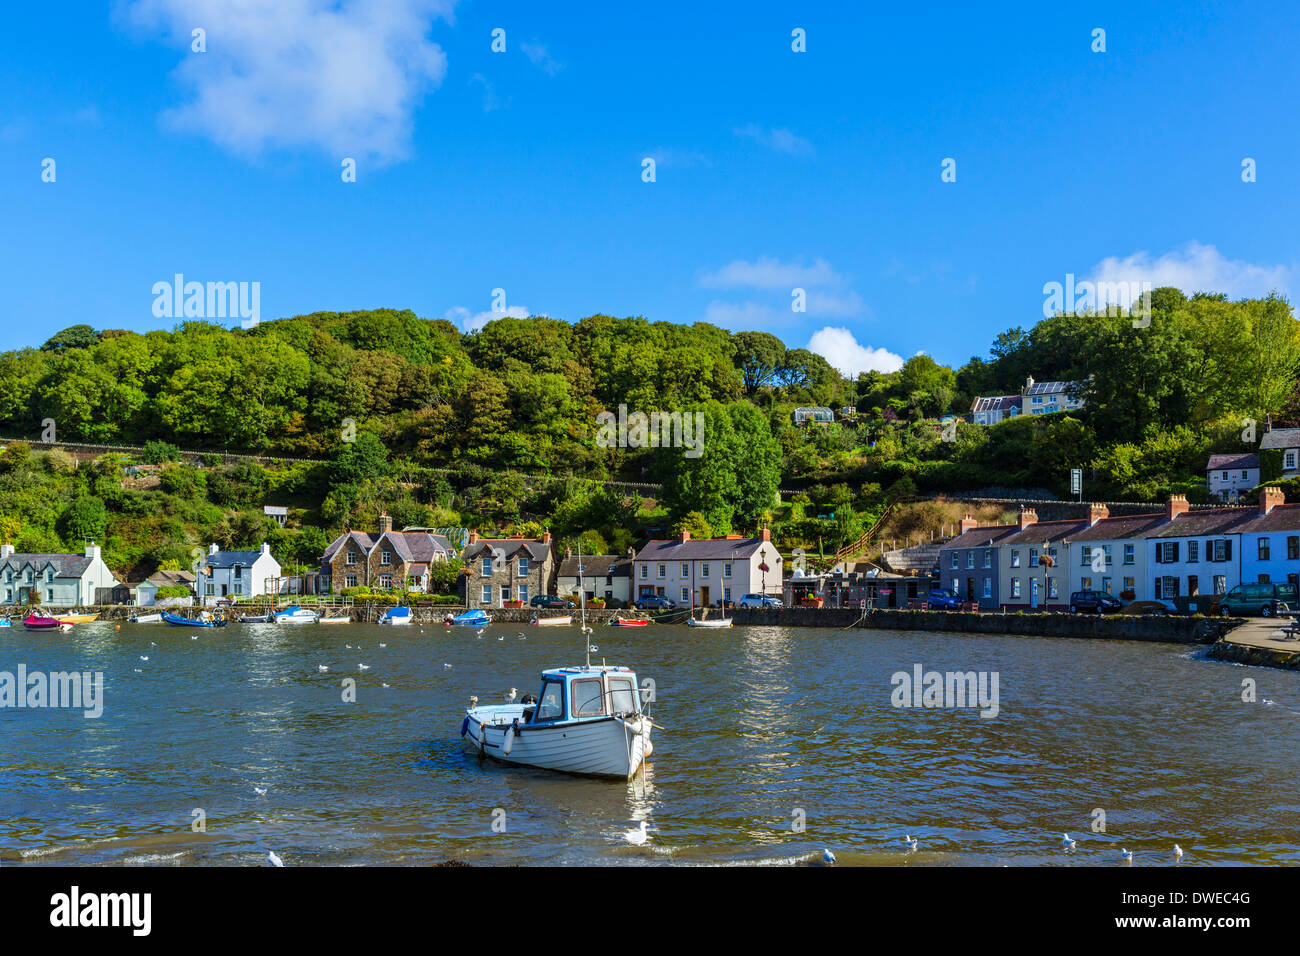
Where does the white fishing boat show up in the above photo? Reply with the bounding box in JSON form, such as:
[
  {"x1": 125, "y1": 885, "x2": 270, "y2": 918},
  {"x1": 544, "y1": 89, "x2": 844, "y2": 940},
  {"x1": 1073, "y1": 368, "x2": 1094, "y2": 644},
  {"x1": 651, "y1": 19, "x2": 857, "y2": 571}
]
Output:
[
  {"x1": 378, "y1": 606, "x2": 413, "y2": 625},
  {"x1": 686, "y1": 611, "x2": 732, "y2": 628},
  {"x1": 319, "y1": 615, "x2": 351, "y2": 624},
  {"x1": 272, "y1": 605, "x2": 320, "y2": 624},
  {"x1": 129, "y1": 612, "x2": 162, "y2": 624},
  {"x1": 459, "y1": 542, "x2": 654, "y2": 779},
  {"x1": 529, "y1": 614, "x2": 572, "y2": 627}
]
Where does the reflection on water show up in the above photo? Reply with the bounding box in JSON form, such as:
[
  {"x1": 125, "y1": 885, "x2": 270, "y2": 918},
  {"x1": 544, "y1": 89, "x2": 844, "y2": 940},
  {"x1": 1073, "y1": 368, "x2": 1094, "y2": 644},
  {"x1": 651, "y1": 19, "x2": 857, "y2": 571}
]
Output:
[{"x1": 1, "y1": 621, "x2": 1298, "y2": 866}]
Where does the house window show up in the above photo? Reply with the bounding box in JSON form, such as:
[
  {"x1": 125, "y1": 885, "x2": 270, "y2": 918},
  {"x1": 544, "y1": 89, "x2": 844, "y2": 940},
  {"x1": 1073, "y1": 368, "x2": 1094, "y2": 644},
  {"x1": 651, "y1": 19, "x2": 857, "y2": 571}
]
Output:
[
  {"x1": 1258, "y1": 538, "x2": 1270, "y2": 560},
  {"x1": 1048, "y1": 579, "x2": 1059, "y2": 599},
  {"x1": 379, "y1": 574, "x2": 391, "y2": 589},
  {"x1": 205, "y1": 583, "x2": 214, "y2": 596},
  {"x1": 639, "y1": 564, "x2": 647, "y2": 578},
  {"x1": 966, "y1": 551, "x2": 975, "y2": 569},
  {"x1": 701, "y1": 563, "x2": 710, "y2": 578},
  {"x1": 1101, "y1": 577, "x2": 1112, "y2": 594},
  {"x1": 481, "y1": 557, "x2": 492, "y2": 576},
  {"x1": 25, "y1": 570, "x2": 32, "y2": 584},
  {"x1": 680, "y1": 587, "x2": 689, "y2": 602},
  {"x1": 1102, "y1": 545, "x2": 1112, "y2": 566},
  {"x1": 3, "y1": 588, "x2": 9, "y2": 602},
  {"x1": 1081, "y1": 546, "x2": 1092, "y2": 564},
  {"x1": 234, "y1": 566, "x2": 242, "y2": 578},
  {"x1": 1122, "y1": 576, "x2": 1134, "y2": 592},
  {"x1": 1011, "y1": 550, "x2": 1020, "y2": 568},
  {"x1": 381, "y1": 550, "x2": 392, "y2": 565},
  {"x1": 723, "y1": 587, "x2": 731, "y2": 602},
  {"x1": 1212, "y1": 540, "x2": 1229, "y2": 562},
  {"x1": 1124, "y1": 544, "x2": 1134, "y2": 565},
  {"x1": 1081, "y1": 577, "x2": 1092, "y2": 589},
  {"x1": 983, "y1": 550, "x2": 992, "y2": 568},
  {"x1": 519, "y1": 584, "x2": 529, "y2": 603},
  {"x1": 233, "y1": 583, "x2": 243, "y2": 595},
  {"x1": 951, "y1": 578, "x2": 960, "y2": 596},
  {"x1": 1157, "y1": 542, "x2": 1178, "y2": 563},
  {"x1": 680, "y1": 563, "x2": 689, "y2": 577},
  {"x1": 950, "y1": 553, "x2": 958, "y2": 569},
  {"x1": 1287, "y1": 450, "x2": 1297, "y2": 470},
  {"x1": 480, "y1": 585, "x2": 492, "y2": 604},
  {"x1": 723, "y1": 563, "x2": 732, "y2": 577},
  {"x1": 1241, "y1": 470, "x2": 1249, "y2": 479},
  {"x1": 346, "y1": 551, "x2": 356, "y2": 565},
  {"x1": 1289, "y1": 537, "x2": 1300, "y2": 560},
  {"x1": 982, "y1": 578, "x2": 992, "y2": 598},
  {"x1": 658, "y1": 564, "x2": 666, "y2": 579},
  {"x1": 1158, "y1": 576, "x2": 1179, "y2": 598},
  {"x1": 1259, "y1": 573, "x2": 1271, "y2": 584},
  {"x1": 1222, "y1": 471, "x2": 1229, "y2": 480},
  {"x1": 1029, "y1": 549, "x2": 1038, "y2": 568},
  {"x1": 47, "y1": 589, "x2": 53, "y2": 601},
  {"x1": 1011, "y1": 578, "x2": 1021, "y2": 598},
  {"x1": 1187, "y1": 540, "x2": 1198, "y2": 563},
  {"x1": 518, "y1": 557, "x2": 529, "y2": 577},
  {"x1": 46, "y1": 568, "x2": 54, "y2": 583},
  {"x1": 345, "y1": 574, "x2": 357, "y2": 588},
  {"x1": 1187, "y1": 575, "x2": 1199, "y2": 596}
]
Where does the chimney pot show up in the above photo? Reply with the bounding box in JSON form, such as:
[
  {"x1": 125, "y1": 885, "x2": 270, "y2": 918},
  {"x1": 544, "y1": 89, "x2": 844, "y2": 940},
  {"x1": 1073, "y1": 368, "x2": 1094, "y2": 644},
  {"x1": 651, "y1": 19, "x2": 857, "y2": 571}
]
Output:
[
  {"x1": 959, "y1": 514, "x2": 978, "y2": 534},
  {"x1": 1165, "y1": 494, "x2": 1190, "y2": 522},
  {"x1": 1088, "y1": 502, "x2": 1109, "y2": 526},
  {"x1": 1260, "y1": 486, "x2": 1285, "y2": 515},
  {"x1": 679, "y1": 530, "x2": 691, "y2": 542},
  {"x1": 1018, "y1": 508, "x2": 1038, "y2": 530}
]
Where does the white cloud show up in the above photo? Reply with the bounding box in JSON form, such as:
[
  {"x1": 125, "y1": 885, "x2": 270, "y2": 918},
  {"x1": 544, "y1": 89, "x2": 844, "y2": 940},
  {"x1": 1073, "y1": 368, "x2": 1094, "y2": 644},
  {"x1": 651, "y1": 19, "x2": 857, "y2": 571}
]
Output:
[
  {"x1": 805, "y1": 290, "x2": 866, "y2": 318},
  {"x1": 520, "y1": 40, "x2": 561, "y2": 75},
  {"x1": 701, "y1": 256, "x2": 843, "y2": 290},
  {"x1": 702, "y1": 300, "x2": 782, "y2": 329},
  {"x1": 121, "y1": 0, "x2": 456, "y2": 165},
  {"x1": 447, "y1": 304, "x2": 530, "y2": 333},
  {"x1": 807, "y1": 327, "x2": 903, "y2": 376},
  {"x1": 1086, "y1": 241, "x2": 1291, "y2": 300},
  {"x1": 734, "y1": 123, "x2": 814, "y2": 157}
]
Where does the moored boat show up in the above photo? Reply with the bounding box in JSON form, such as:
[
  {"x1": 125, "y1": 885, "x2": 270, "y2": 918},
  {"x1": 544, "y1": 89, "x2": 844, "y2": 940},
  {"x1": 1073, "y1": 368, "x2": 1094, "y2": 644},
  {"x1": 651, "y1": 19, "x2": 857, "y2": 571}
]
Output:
[
  {"x1": 272, "y1": 605, "x2": 320, "y2": 624},
  {"x1": 239, "y1": 611, "x2": 274, "y2": 623},
  {"x1": 129, "y1": 612, "x2": 162, "y2": 623},
  {"x1": 378, "y1": 606, "x2": 412, "y2": 626},
  {"x1": 529, "y1": 614, "x2": 572, "y2": 626},
  {"x1": 56, "y1": 610, "x2": 100, "y2": 624},
  {"x1": 609, "y1": 615, "x2": 650, "y2": 627},
  {"x1": 686, "y1": 612, "x2": 732, "y2": 628},
  {"x1": 23, "y1": 613, "x2": 70, "y2": 631},
  {"x1": 319, "y1": 615, "x2": 351, "y2": 624},
  {"x1": 461, "y1": 665, "x2": 653, "y2": 779},
  {"x1": 161, "y1": 610, "x2": 227, "y2": 628},
  {"x1": 447, "y1": 609, "x2": 490, "y2": 627}
]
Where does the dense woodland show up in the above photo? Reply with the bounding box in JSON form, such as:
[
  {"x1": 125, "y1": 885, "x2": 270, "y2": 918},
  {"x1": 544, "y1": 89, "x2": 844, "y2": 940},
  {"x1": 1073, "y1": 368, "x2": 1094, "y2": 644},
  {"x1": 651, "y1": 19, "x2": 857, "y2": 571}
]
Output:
[{"x1": 1, "y1": 287, "x2": 1298, "y2": 582}]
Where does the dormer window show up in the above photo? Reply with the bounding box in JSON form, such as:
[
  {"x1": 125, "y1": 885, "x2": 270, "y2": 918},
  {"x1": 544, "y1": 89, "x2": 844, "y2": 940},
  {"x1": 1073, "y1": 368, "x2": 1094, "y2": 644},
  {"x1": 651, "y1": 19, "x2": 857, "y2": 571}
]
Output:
[
  {"x1": 517, "y1": 557, "x2": 529, "y2": 577},
  {"x1": 481, "y1": 557, "x2": 492, "y2": 576}
]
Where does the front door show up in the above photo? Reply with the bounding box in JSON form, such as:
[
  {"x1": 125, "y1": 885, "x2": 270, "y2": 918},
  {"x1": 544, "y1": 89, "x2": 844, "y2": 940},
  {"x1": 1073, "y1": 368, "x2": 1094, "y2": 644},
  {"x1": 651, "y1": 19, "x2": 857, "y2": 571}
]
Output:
[{"x1": 700, "y1": 585, "x2": 711, "y2": 606}]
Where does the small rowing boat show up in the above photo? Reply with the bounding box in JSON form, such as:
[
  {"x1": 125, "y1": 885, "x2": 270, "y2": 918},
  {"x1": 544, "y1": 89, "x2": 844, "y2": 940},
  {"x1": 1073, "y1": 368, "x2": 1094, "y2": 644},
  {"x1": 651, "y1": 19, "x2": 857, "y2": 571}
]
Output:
[
  {"x1": 686, "y1": 613, "x2": 732, "y2": 628},
  {"x1": 129, "y1": 612, "x2": 162, "y2": 624},
  {"x1": 319, "y1": 615, "x2": 351, "y2": 624},
  {"x1": 57, "y1": 610, "x2": 99, "y2": 624},
  {"x1": 530, "y1": 614, "x2": 572, "y2": 627},
  {"x1": 609, "y1": 615, "x2": 650, "y2": 627}
]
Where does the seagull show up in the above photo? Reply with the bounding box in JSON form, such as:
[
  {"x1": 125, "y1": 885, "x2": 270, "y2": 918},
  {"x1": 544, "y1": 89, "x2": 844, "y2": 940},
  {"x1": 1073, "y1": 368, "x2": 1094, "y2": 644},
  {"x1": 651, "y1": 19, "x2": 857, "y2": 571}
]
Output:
[
  {"x1": 359, "y1": 663, "x2": 370, "y2": 671},
  {"x1": 379, "y1": 643, "x2": 387, "y2": 648},
  {"x1": 254, "y1": 786, "x2": 267, "y2": 796},
  {"x1": 1173, "y1": 844, "x2": 1184, "y2": 862},
  {"x1": 443, "y1": 662, "x2": 453, "y2": 669},
  {"x1": 139, "y1": 656, "x2": 149, "y2": 662},
  {"x1": 345, "y1": 644, "x2": 353, "y2": 649},
  {"x1": 903, "y1": 835, "x2": 918, "y2": 852},
  {"x1": 267, "y1": 850, "x2": 284, "y2": 867},
  {"x1": 497, "y1": 635, "x2": 504, "y2": 641},
  {"x1": 150, "y1": 642, "x2": 157, "y2": 647},
  {"x1": 1062, "y1": 833, "x2": 1077, "y2": 850},
  {"x1": 1120, "y1": 848, "x2": 1134, "y2": 863},
  {"x1": 382, "y1": 682, "x2": 390, "y2": 688},
  {"x1": 190, "y1": 635, "x2": 197, "y2": 640},
  {"x1": 317, "y1": 665, "x2": 328, "y2": 672},
  {"x1": 133, "y1": 668, "x2": 142, "y2": 673},
  {"x1": 506, "y1": 687, "x2": 517, "y2": 703},
  {"x1": 623, "y1": 821, "x2": 649, "y2": 846},
  {"x1": 476, "y1": 628, "x2": 486, "y2": 637},
  {"x1": 469, "y1": 695, "x2": 479, "y2": 708},
  {"x1": 822, "y1": 848, "x2": 836, "y2": 865}
]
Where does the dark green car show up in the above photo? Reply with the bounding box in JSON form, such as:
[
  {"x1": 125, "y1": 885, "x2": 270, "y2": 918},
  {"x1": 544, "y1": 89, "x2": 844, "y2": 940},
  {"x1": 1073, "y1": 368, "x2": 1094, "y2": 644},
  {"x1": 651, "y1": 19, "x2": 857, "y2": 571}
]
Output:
[{"x1": 1214, "y1": 582, "x2": 1298, "y2": 617}]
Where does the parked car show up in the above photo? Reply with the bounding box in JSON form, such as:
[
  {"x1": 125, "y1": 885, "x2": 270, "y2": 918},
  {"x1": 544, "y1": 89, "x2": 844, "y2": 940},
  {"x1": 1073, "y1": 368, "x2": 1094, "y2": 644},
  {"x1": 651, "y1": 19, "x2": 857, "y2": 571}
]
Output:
[
  {"x1": 1212, "y1": 581, "x2": 1299, "y2": 617},
  {"x1": 738, "y1": 593, "x2": 783, "y2": 608},
  {"x1": 1120, "y1": 599, "x2": 1179, "y2": 616},
  {"x1": 927, "y1": 590, "x2": 963, "y2": 610},
  {"x1": 1069, "y1": 590, "x2": 1123, "y2": 614},
  {"x1": 635, "y1": 595, "x2": 677, "y2": 610},
  {"x1": 529, "y1": 595, "x2": 575, "y2": 609}
]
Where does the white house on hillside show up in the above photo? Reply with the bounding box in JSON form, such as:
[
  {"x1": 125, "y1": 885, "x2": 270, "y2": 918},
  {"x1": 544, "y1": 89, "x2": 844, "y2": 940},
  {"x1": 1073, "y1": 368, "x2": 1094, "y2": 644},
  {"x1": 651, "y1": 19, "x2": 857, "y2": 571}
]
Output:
[
  {"x1": 196, "y1": 542, "x2": 281, "y2": 605},
  {"x1": 1206, "y1": 453, "x2": 1260, "y2": 503},
  {"x1": 632, "y1": 530, "x2": 782, "y2": 606},
  {"x1": 0, "y1": 542, "x2": 120, "y2": 607}
]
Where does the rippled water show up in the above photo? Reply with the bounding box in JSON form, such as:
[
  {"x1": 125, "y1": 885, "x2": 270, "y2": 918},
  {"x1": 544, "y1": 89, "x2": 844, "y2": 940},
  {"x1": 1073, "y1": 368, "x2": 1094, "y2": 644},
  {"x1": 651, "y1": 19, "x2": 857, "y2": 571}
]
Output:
[{"x1": 2, "y1": 620, "x2": 1298, "y2": 866}]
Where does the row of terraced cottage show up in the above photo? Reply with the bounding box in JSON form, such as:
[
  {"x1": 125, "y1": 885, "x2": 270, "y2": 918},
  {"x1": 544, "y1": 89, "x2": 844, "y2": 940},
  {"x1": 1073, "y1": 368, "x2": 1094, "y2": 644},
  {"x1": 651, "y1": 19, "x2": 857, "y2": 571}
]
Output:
[
  {"x1": 938, "y1": 487, "x2": 1300, "y2": 611},
  {"x1": 320, "y1": 514, "x2": 784, "y2": 608}
]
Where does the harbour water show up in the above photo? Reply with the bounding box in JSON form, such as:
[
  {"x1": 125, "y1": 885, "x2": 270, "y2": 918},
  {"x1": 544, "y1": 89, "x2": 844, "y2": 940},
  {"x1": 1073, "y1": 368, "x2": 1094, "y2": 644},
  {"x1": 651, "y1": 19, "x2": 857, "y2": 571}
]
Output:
[{"x1": 2, "y1": 621, "x2": 1298, "y2": 866}]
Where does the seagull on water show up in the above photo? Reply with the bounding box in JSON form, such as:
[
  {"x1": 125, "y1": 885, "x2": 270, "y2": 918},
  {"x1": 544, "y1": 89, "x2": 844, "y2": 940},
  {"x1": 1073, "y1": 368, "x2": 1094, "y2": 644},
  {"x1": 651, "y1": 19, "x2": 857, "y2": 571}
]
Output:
[
  {"x1": 254, "y1": 787, "x2": 267, "y2": 796},
  {"x1": 359, "y1": 663, "x2": 370, "y2": 671},
  {"x1": 623, "y1": 821, "x2": 649, "y2": 846},
  {"x1": 497, "y1": 635, "x2": 504, "y2": 641},
  {"x1": 267, "y1": 850, "x2": 284, "y2": 867},
  {"x1": 1120, "y1": 848, "x2": 1134, "y2": 863},
  {"x1": 379, "y1": 643, "x2": 387, "y2": 648},
  {"x1": 443, "y1": 662, "x2": 453, "y2": 669},
  {"x1": 382, "y1": 682, "x2": 390, "y2": 688},
  {"x1": 903, "y1": 835, "x2": 918, "y2": 852},
  {"x1": 822, "y1": 848, "x2": 836, "y2": 865},
  {"x1": 476, "y1": 628, "x2": 486, "y2": 637},
  {"x1": 1173, "y1": 844, "x2": 1184, "y2": 862},
  {"x1": 506, "y1": 687, "x2": 517, "y2": 703},
  {"x1": 139, "y1": 656, "x2": 149, "y2": 662},
  {"x1": 1062, "y1": 833, "x2": 1077, "y2": 850},
  {"x1": 317, "y1": 665, "x2": 328, "y2": 672}
]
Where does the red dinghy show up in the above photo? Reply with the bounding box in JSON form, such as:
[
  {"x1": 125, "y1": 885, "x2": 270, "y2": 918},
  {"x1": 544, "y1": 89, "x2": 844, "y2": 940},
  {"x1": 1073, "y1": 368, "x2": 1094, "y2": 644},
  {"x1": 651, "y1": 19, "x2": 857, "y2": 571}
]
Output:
[
  {"x1": 23, "y1": 613, "x2": 67, "y2": 631},
  {"x1": 610, "y1": 616, "x2": 650, "y2": 627}
]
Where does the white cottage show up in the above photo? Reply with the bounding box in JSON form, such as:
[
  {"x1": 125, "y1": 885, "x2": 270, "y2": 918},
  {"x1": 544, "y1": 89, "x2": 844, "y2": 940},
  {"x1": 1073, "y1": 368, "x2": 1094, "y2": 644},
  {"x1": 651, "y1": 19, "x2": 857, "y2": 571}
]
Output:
[
  {"x1": 1206, "y1": 453, "x2": 1260, "y2": 503},
  {"x1": 0, "y1": 542, "x2": 121, "y2": 607},
  {"x1": 196, "y1": 542, "x2": 281, "y2": 605},
  {"x1": 632, "y1": 529, "x2": 782, "y2": 607}
]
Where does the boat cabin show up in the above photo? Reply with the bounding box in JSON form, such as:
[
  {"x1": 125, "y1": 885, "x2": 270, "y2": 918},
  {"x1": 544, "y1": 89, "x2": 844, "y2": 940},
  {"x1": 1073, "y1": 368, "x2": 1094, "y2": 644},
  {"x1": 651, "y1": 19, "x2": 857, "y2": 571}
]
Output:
[{"x1": 528, "y1": 666, "x2": 643, "y2": 725}]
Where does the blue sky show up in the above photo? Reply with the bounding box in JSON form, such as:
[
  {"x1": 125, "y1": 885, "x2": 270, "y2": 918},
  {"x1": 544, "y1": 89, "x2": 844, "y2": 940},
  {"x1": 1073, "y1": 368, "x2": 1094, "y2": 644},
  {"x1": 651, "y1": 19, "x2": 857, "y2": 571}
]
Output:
[{"x1": 3, "y1": 1, "x2": 1299, "y2": 374}]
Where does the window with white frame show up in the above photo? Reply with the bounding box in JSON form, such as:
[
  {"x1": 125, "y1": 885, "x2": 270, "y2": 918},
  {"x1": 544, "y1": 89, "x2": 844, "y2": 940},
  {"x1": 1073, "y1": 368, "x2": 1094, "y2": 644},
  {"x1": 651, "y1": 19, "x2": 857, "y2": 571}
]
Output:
[
  {"x1": 1011, "y1": 578, "x2": 1021, "y2": 598},
  {"x1": 519, "y1": 584, "x2": 529, "y2": 603},
  {"x1": 1011, "y1": 550, "x2": 1020, "y2": 568},
  {"x1": 380, "y1": 550, "x2": 392, "y2": 565},
  {"x1": 639, "y1": 564, "x2": 647, "y2": 578},
  {"x1": 1123, "y1": 544, "x2": 1134, "y2": 565},
  {"x1": 657, "y1": 564, "x2": 666, "y2": 578},
  {"x1": 723, "y1": 563, "x2": 732, "y2": 577},
  {"x1": 680, "y1": 563, "x2": 689, "y2": 576},
  {"x1": 701, "y1": 563, "x2": 710, "y2": 577},
  {"x1": 480, "y1": 584, "x2": 491, "y2": 603},
  {"x1": 950, "y1": 552, "x2": 958, "y2": 569},
  {"x1": 966, "y1": 551, "x2": 975, "y2": 569},
  {"x1": 518, "y1": 557, "x2": 529, "y2": 577},
  {"x1": 680, "y1": 587, "x2": 689, "y2": 602},
  {"x1": 481, "y1": 557, "x2": 492, "y2": 576}
]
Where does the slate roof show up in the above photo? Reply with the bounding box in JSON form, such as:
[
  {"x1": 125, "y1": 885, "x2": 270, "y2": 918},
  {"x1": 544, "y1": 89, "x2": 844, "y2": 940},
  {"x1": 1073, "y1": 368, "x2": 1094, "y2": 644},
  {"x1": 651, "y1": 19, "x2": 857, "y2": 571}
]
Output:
[
  {"x1": 999, "y1": 519, "x2": 1090, "y2": 546},
  {"x1": 635, "y1": 537, "x2": 767, "y2": 561},
  {"x1": 1071, "y1": 513, "x2": 1166, "y2": 541},
  {"x1": 1148, "y1": 509, "x2": 1256, "y2": 538},
  {"x1": 1207, "y1": 453, "x2": 1260, "y2": 471},
  {"x1": 557, "y1": 555, "x2": 632, "y2": 579},
  {"x1": 1260, "y1": 428, "x2": 1300, "y2": 450},
  {"x1": 145, "y1": 569, "x2": 196, "y2": 587},
  {"x1": 940, "y1": 526, "x2": 1019, "y2": 549},
  {"x1": 462, "y1": 538, "x2": 553, "y2": 562},
  {"x1": 205, "y1": 549, "x2": 268, "y2": 568},
  {"x1": 0, "y1": 553, "x2": 92, "y2": 577},
  {"x1": 322, "y1": 531, "x2": 377, "y2": 561},
  {"x1": 1236, "y1": 503, "x2": 1300, "y2": 534}
]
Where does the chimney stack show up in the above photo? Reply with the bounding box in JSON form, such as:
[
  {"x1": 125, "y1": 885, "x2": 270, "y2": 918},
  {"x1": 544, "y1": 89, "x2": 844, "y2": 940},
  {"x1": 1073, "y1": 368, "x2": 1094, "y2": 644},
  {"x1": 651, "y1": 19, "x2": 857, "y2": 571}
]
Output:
[
  {"x1": 1088, "y1": 502, "x2": 1109, "y2": 526},
  {"x1": 84, "y1": 541, "x2": 100, "y2": 561},
  {"x1": 1165, "y1": 494, "x2": 1190, "y2": 522},
  {"x1": 0, "y1": 543, "x2": 12, "y2": 561},
  {"x1": 761, "y1": 527, "x2": 771, "y2": 542},
  {"x1": 468, "y1": 530, "x2": 479, "y2": 545},
  {"x1": 679, "y1": 530, "x2": 691, "y2": 543},
  {"x1": 959, "y1": 515, "x2": 978, "y2": 534},
  {"x1": 378, "y1": 512, "x2": 392, "y2": 535},
  {"x1": 543, "y1": 529, "x2": 552, "y2": 544},
  {"x1": 1018, "y1": 508, "x2": 1038, "y2": 530},
  {"x1": 209, "y1": 543, "x2": 219, "y2": 555},
  {"x1": 1260, "y1": 486, "x2": 1285, "y2": 515}
]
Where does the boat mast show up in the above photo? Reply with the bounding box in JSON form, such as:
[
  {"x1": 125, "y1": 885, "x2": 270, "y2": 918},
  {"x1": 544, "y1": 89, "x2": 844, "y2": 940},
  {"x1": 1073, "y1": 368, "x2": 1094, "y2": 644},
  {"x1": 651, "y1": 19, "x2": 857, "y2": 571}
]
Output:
[{"x1": 578, "y1": 539, "x2": 590, "y2": 668}]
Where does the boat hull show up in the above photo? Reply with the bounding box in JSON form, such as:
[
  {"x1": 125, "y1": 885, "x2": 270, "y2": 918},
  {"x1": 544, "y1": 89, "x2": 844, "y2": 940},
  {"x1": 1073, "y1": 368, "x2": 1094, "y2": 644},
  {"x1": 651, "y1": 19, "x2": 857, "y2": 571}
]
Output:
[
  {"x1": 462, "y1": 708, "x2": 651, "y2": 779},
  {"x1": 530, "y1": 615, "x2": 572, "y2": 626},
  {"x1": 130, "y1": 613, "x2": 162, "y2": 624},
  {"x1": 687, "y1": 617, "x2": 733, "y2": 628}
]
